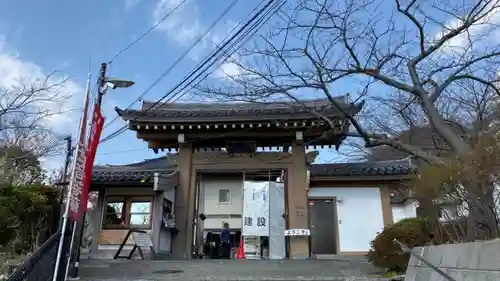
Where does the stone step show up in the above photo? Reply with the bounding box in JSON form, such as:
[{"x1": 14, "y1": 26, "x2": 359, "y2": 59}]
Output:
[
  {"x1": 79, "y1": 276, "x2": 391, "y2": 281},
  {"x1": 79, "y1": 259, "x2": 387, "y2": 281}
]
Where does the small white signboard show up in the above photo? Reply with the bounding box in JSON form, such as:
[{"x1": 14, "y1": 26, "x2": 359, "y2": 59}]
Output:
[
  {"x1": 132, "y1": 232, "x2": 153, "y2": 248},
  {"x1": 284, "y1": 229, "x2": 311, "y2": 236}
]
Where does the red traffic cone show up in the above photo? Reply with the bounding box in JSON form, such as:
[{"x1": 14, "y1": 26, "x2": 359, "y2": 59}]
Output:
[{"x1": 236, "y1": 236, "x2": 245, "y2": 259}]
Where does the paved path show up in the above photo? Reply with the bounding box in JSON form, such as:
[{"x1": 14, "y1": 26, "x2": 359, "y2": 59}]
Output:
[{"x1": 79, "y1": 258, "x2": 389, "y2": 281}]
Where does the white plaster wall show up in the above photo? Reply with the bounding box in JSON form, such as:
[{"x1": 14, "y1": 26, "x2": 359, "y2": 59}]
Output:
[
  {"x1": 308, "y1": 187, "x2": 384, "y2": 252},
  {"x1": 159, "y1": 228, "x2": 171, "y2": 252},
  {"x1": 392, "y1": 200, "x2": 417, "y2": 223},
  {"x1": 105, "y1": 187, "x2": 155, "y2": 196},
  {"x1": 164, "y1": 188, "x2": 175, "y2": 202},
  {"x1": 202, "y1": 178, "x2": 243, "y2": 229},
  {"x1": 204, "y1": 218, "x2": 241, "y2": 229}
]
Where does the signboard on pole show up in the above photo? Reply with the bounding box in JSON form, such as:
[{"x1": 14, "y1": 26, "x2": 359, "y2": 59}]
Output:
[
  {"x1": 67, "y1": 143, "x2": 86, "y2": 221},
  {"x1": 80, "y1": 104, "x2": 104, "y2": 215},
  {"x1": 67, "y1": 103, "x2": 104, "y2": 221},
  {"x1": 242, "y1": 181, "x2": 270, "y2": 236},
  {"x1": 67, "y1": 87, "x2": 90, "y2": 221}
]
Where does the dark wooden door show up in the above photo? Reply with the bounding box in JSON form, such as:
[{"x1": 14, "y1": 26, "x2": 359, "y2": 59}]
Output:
[{"x1": 309, "y1": 199, "x2": 337, "y2": 255}]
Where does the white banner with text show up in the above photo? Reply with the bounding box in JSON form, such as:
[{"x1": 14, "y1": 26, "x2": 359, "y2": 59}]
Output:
[{"x1": 242, "y1": 181, "x2": 270, "y2": 236}]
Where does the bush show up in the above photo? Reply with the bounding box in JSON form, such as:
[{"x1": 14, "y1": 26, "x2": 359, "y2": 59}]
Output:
[
  {"x1": 366, "y1": 217, "x2": 433, "y2": 272},
  {"x1": 0, "y1": 184, "x2": 59, "y2": 252}
]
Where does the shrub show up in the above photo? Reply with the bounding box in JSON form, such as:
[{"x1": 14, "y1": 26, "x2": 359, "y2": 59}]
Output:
[{"x1": 366, "y1": 217, "x2": 433, "y2": 272}]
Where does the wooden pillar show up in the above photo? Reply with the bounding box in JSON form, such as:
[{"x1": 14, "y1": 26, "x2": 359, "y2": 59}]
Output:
[
  {"x1": 195, "y1": 175, "x2": 205, "y2": 257},
  {"x1": 286, "y1": 140, "x2": 310, "y2": 259},
  {"x1": 380, "y1": 186, "x2": 394, "y2": 227},
  {"x1": 172, "y1": 143, "x2": 193, "y2": 259},
  {"x1": 185, "y1": 165, "x2": 198, "y2": 259},
  {"x1": 152, "y1": 192, "x2": 163, "y2": 252}
]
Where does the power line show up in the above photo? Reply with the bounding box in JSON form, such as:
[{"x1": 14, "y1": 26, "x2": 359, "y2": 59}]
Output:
[
  {"x1": 100, "y1": 0, "x2": 281, "y2": 144},
  {"x1": 143, "y1": 0, "x2": 280, "y2": 111},
  {"x1": 138, "y1": 0, "x2": 289, "y2": 148},
  {"x1": 103, "y1": 0, "x2": 240, "y2": 130},
  {"x1": 167, "y1": 0, "x2": 286, "y2": 104},
  {"x1": 97, "y1": 148, "x2": 144, "y2": 155},
  {"x1": 107, "y1": 0, "x2": 189, "y2": 65}
]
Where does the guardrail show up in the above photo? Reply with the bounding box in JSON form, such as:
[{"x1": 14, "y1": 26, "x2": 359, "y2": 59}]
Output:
[{"x1": 6, "y1": 225, "x2": 72, "y2": 281}]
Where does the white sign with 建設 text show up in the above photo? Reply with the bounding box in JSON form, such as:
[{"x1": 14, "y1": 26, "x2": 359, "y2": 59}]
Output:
[{"x1": 242, "y1": 181, "x2": 269, "y2": 236}]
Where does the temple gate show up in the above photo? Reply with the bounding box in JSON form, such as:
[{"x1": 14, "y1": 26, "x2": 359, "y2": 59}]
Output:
[{"x1": 116, "y1": 97, "x2": 362, "y2": 259}]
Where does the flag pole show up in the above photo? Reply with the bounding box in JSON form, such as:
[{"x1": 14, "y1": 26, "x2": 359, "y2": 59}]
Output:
[{"x1": 52, "y1": 72, "x2": 92, "y2": 281}]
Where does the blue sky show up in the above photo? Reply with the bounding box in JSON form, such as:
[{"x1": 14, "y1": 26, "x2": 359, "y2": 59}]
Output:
[
  {"x1": 0, "y1": 0, "x2": 487, "y2": 172},
  {"x1": 0, "y1": 0, "x2": 348, "y2": 171}
]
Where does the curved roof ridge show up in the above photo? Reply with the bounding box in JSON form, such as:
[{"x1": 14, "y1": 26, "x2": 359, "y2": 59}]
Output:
[
  {"x1": 369, "y1": 157, "x2": 413, "y2": 165},
  {"x1": 139, "y1": 96, "x2": 350, "y2": 111},
  {"x1": 309, "y1": 159, "x2": 415, "y2": 177},
  {"x1": 93, "y1": 155, "x2": 176, "y2": 171}
]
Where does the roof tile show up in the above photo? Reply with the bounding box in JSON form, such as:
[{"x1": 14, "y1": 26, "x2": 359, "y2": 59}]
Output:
[
  {"x1": 92, "y1": 157, "x2": 415, "y2": 183},
  {"x1": 309, "y1": 158, "x2": 415, "y2": 177},
  {"x1": 116, "y1": 98, "x2": 363, "y2": 123}
]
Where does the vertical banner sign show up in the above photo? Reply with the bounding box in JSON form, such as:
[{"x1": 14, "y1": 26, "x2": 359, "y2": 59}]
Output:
[
  {"x1": 80, "y1": 104, "x2": 105, "y2": 215},
  {"x1": 242, "y1": 181, "x2": 270, "y2": 236},
  {"x1": 67, "y1": 89, "x2": 90, "y2": 221}
]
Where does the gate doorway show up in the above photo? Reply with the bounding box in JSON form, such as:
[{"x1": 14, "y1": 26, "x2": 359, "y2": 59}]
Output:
[
  {"x1": 309, "y1": 198, "x2": 338, "y2": 255},
  {"x1": 194, "y1": 170, "x2": 286, "y2": 259}
]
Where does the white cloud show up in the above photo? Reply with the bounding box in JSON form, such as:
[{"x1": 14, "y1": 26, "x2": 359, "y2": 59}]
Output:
[
  {"x1": 0, "y1": 35, "x2": 84, "y2": 172},
  {"x1": 0, "y1": 55, "x2": 83, "y2": 132},
  {"x1": 214, "y1": 59, "x2": 243, "y2": 78},
  {"x1": 437, "y1": 3, "x2": 500, "y2": 54},
  {"x1": 125, "y1": 0, "x2": 141, "y2": 10},
  {"x1": 152, "y1": 0, "x2": 240, "y2": 72}
]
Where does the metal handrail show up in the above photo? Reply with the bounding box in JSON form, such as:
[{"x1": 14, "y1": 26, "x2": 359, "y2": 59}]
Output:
[
  {"x1": 394, "y1": 239, "x2": 456, "y2": 281},
  {"x1": 6, "y1": 226, "x2": 71, "y2": 281}
]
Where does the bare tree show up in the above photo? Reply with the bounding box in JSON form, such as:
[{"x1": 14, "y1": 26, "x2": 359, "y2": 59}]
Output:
[
  {"x1": 199, "y1": 0, "x2": 500, "y2": 240},
  {"x1": 0, "y1": 72, "x2": 72, "y2": 183}
]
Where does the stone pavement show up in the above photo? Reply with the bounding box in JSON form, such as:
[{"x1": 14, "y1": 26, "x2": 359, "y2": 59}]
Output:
[{"x1": 79, "y1": 258, "x2": 390, "y2": 281}]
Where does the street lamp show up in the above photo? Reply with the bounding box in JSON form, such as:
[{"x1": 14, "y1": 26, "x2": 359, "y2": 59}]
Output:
[
  {"x1": 96, "y1": 63, "x2": 135, "y2": 106},
  {"x1": 102, "y1": 77, "x2": 135, "y2": 90}
]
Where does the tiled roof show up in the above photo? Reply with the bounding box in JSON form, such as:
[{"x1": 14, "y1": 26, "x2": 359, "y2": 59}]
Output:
[
  {"x1": 94, "y1": 156, "x2": 176, "y2": 170},
  {"x1": 309, "y1": 158, "x2": 416, "y2": 177},
  {"x1": 92, "y1": 156, "x2": 415, "y2": 184},
  {"x1": 115, "y1": 98, "x2": 363, "y2": 123},
  {"x1": 92, "y1": 156, "x2": 176, "y2": 184},
  {"x1": 92, "y1": 170, "x2": 175, "y2": 183}
]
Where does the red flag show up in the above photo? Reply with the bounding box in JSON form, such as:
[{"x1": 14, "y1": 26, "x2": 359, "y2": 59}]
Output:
[
  {"x1": 67, "y1": 81, "x2": 91, "y2": 221},
  {"x1": 80, "y1": 104, "x2": 105, "y2": 216}
]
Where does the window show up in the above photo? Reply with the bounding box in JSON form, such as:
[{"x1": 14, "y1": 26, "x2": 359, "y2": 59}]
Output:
[
  {"x1": 103, "y1": 198, "x2": 126, "y2": 228},
  {"x1": 102, "y1": 196, "x2": 152, "y2": 229},
  {"x1": 218, "y1": 189, "x2": 231, "y2": 203},
  {"x1": 130, "y1": 199, "x2": 152, "y2": 226}
]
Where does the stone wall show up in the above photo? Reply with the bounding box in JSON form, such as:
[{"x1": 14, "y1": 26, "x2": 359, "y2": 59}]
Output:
[{"x1": 405, "y1": 239, "x2": 500, "y2": 281}]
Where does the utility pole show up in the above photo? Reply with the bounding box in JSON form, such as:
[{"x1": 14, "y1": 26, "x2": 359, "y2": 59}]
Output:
[
  {"x1": 63, "y1": 136, "x2": 73, "y2": 182},
  {"x1": 53, "y1": 136, "x2": 72, "y2": 233},
  {"x1": 67, "y1": 63, "x2": 108, "y2": 279},
  {"x1": 96, "y1": 63, "x2": 107, "y2": 106}
]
